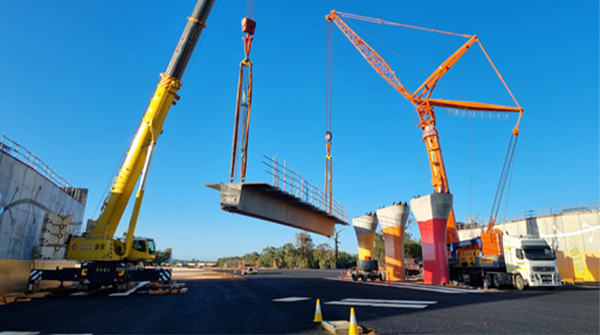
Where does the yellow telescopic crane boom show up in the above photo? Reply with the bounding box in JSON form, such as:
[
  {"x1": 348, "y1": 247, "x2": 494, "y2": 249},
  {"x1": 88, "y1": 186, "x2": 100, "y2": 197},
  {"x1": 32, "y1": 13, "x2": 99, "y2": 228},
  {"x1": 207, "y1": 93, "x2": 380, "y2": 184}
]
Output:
[
  {"x1": 326, "y1": 10, "x2": 523, "y2": 243},
  {"x1": 71, "y1": 0, "x2": 215, "y2": 262}
]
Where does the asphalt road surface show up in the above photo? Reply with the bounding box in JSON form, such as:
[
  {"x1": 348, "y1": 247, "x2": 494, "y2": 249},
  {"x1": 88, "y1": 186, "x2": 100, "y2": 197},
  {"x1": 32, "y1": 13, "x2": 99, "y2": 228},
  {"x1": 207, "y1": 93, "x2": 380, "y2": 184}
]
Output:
[{"x1": 1, "y1": 269, "x2": 598, "y2": 334}]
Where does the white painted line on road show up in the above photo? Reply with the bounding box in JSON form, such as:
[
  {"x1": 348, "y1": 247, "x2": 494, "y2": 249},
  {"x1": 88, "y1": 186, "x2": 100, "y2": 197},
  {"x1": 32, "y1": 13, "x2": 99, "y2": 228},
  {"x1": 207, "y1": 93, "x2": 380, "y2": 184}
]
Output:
[
  {"x1": 367, "y1": 281, "x2": 467, "y2": 294},
  {"x1": 324, "y1": 301, "x2": 428, "y2": 309},
  {"x1": 109, "y1": 281, "x2": 151, "y2": 297},
  {"x1": 341, "y1": 298, "x2": 437, "y2": 305},
  {"x1": 324, "y1": 277, "x2": 485, "y2": 294},
  {"x1": 393, "y1": 281, "x2": 487, "y2": 293},
  {"x1": 272, "y1": 297, "x2": 311, "y2": 302}
]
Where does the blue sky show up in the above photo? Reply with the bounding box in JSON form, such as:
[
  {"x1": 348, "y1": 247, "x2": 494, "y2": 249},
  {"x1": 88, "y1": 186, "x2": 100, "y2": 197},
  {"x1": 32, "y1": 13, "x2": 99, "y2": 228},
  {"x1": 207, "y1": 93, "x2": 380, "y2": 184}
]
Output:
[{"x1": 1, "y1": 1, "x2": 598, "y2": 261}]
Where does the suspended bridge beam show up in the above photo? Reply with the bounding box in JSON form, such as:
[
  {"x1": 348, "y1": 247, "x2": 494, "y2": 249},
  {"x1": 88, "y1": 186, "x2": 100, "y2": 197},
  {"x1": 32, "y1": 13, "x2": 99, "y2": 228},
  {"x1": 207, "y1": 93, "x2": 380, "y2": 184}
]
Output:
[{"x1": 205, "y1": 182, "x2": 349, "y2": 237}]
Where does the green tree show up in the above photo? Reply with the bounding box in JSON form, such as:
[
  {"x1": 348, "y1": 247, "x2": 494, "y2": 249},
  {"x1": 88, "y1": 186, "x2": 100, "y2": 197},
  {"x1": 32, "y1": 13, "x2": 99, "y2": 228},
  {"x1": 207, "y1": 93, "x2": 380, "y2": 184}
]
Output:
[
  {"x1": 282, "y1": 242, "x2": 298, "y2": 269},
  {"x1": 295, "y1": 232, "x2": 314, "y2": 268},
  {"x1": 404, "y1": 239, "x2": 422, "y2": 258},
  {"x1": 259, "y1": 246, "x2": 281, "y2": 268},
  {"x1": 155, "y1": 248, "x2": 172, "y2": 265},
  {"x1": 337, "y1": 251, "x2": 357, "y2": 269},
  {"x1": 314, "y1": 243, "x2": 334, "y2": 269},
  {"x1": 373, "y1": 231, "x2": 386, "y2": 268}
]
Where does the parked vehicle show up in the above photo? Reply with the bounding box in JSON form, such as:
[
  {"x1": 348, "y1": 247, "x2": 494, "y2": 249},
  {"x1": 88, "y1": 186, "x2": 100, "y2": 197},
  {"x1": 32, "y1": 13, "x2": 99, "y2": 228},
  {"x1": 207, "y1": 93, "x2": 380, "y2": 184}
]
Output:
[
  {"x1": 450, "y1": 232, "x2": 561, "y2": 290},
  {"x1": 351, "y1": 258, "x2": 386, "y2": 282}
]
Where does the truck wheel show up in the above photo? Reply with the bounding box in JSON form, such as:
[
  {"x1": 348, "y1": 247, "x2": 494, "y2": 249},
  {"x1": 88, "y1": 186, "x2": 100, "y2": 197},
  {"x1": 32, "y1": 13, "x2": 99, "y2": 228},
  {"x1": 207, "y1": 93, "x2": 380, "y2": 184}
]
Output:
[
  {"x1": 361, "y1": 274, "x2": 367, "y2": 282},
  {"x1": 514, "y1": 274, "x2": 525, "y2": 291},
  {"x1": 484, "y1": 274, "x2": 494, "y2": 288},
  {"x1": 352, "y1": 273, "x2": 358, "y2": 281},
  {"x1": 493, "y1": 274, "x2": 501, "y2": 288},
  {"x1": 379, "y1": 273, "x2": 385, "y2": 281}
]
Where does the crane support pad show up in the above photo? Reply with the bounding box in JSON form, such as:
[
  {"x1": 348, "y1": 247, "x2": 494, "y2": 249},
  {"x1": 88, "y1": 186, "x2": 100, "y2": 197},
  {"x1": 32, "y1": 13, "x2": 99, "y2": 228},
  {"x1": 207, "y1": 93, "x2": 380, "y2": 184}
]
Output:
[{"x1": 206, "y1": 182, "x2": 348, "y2": 237}]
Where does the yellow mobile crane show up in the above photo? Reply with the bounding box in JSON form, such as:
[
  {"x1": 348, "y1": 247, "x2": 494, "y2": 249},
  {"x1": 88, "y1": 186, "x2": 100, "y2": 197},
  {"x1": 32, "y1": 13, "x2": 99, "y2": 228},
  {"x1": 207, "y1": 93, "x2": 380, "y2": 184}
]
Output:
[{"x1": 28, "y1": 0, "x2": 215, "y2": 291}]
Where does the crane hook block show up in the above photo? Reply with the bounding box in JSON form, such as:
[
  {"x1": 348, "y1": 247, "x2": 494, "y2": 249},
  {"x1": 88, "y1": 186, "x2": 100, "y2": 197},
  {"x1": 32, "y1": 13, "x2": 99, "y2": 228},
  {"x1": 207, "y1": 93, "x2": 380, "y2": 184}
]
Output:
[{"x1": 242, "y1": 17, "x2": 256, "y2": 35}]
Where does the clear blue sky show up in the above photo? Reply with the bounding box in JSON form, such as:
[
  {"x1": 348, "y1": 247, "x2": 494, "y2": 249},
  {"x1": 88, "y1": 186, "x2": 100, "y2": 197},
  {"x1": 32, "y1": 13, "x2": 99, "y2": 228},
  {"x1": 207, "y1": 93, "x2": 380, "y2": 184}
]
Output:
[{"x1": 1, "y1": 1, "x2": 598, "y2": 261}]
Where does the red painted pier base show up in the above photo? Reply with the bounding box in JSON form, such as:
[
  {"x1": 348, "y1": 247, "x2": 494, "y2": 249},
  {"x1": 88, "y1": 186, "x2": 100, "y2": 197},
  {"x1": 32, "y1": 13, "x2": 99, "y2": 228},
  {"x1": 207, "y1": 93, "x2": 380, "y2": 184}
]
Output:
[{"x1": 410, "y1": 193, "x2": 453, "y2": 285}]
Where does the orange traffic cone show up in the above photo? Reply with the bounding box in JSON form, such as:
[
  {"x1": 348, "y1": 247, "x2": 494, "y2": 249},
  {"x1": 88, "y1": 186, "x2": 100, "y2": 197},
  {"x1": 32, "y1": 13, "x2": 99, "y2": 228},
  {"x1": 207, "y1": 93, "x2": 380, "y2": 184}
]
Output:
[
  {"x1": 349, "y1": 307, "x2": 359, "y2": 335},
  {"x1": 483, "y1": 271, "x2": 488, "y2": 290},
  {"x1": 313, "y1": 299, "x2": 323, "y2": 323}
]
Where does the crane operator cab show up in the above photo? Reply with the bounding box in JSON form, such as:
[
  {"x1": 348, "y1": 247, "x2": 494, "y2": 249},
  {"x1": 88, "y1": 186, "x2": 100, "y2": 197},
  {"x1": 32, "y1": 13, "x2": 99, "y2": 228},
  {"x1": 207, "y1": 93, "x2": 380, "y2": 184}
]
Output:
[{"x1": 126, "y1": 237, "x2": 156, "y2": 262}]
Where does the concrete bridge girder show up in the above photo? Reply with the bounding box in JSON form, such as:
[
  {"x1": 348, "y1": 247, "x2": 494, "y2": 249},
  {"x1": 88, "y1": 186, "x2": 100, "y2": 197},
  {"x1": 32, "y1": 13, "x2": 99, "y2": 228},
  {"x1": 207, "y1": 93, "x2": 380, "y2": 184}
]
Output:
[{"x1": 206, "y1": 182, "x2": 348, "y2": 237}]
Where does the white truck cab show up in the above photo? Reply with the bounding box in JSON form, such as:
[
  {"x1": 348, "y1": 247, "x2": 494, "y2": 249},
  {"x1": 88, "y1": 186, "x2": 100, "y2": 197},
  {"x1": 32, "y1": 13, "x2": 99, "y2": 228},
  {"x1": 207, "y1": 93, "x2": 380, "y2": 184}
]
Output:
[{"x1": 502, "y1": 235, "x2": 561, "y2": 290}]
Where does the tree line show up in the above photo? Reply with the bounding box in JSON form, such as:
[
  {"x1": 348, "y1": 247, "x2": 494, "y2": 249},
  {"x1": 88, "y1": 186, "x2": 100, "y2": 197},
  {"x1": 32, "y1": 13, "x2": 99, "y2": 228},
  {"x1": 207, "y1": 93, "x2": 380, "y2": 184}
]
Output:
[{"x1": 212, "y1": 230, "x2": 422, "y2": 269}]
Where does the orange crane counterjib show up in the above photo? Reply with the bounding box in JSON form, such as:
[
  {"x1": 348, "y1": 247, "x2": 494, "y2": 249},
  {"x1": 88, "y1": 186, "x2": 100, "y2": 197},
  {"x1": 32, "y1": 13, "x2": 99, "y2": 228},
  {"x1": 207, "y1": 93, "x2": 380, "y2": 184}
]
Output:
[{"x1": 427, "y1": 99, "x2": 523, "y2": 113}]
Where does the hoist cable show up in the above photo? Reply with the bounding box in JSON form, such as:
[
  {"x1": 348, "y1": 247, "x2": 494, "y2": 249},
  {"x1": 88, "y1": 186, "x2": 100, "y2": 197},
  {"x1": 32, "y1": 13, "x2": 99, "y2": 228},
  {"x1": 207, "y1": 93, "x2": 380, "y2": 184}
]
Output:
[
  {"x1": 326, "y1": 21, "x2": 333, "y2": 132},
  {"x1": 490, "y1": 135, "x2": 519, "y2": 222},
  {"x1": 468, "y1": 117, "x2": 473, "y2": 217},
  {"x1": 503, "y1": 142, "x2": 517, "y2": 218},
  {"x1": 246, "y1": 0, "x2": 254, "y2": 19}
]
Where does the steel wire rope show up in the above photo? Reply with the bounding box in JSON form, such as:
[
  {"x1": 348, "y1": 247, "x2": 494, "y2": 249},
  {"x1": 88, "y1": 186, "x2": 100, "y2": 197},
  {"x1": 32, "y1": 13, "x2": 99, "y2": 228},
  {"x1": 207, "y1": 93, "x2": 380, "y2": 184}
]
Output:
[
  {"x1": 246, "y1": 0, "x2": 255, "y2": 20},
  {"x1": 490, "y1": 135, "x2": 519, "y2": 222},
  {"x1": 469, "y1": 116, "x2": 473, "y2": 218},
  {"x1": 503, "y1": 138, "x2": 518, "y2": 219}
]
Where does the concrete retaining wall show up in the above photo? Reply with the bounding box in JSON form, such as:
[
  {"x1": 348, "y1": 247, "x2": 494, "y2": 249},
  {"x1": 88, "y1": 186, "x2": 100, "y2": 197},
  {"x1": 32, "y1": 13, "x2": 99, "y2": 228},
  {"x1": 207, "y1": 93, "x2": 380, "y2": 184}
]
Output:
[
  {"x1": 0, "y1": 151, "x2": 86, "y2": 260},
  {"x1": 458, "y1": 210, "x2": 600, "y2": 282}
]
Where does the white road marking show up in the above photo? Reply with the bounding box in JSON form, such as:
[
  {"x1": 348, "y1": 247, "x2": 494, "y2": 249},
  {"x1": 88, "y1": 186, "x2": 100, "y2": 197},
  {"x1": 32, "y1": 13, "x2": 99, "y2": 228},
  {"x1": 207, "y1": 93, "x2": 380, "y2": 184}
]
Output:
[
  {"x1": 272, "y1": 297, "x2": 311, "y2": 302},
  {"x1": 341, "y1": 298, "x2": 437, "y2": 305},
  {"x1": 324, "y1": 277, "x2": 485, "y2": 294},
  {"x1": 324, "y1": 301, "x2": 428, "y2": 309}
]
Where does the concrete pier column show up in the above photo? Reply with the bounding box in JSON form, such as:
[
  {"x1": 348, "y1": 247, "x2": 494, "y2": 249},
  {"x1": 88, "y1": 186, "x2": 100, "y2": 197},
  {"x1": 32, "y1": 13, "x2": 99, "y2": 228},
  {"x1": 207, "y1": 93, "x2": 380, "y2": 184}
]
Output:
[
  {"x1": 352, "y1": 214, "x2": 379, "y2": 260},
  {"x1": 410, "y1": 193, "x2": 453, "y2": 285},
  {"x1": 376, "y1": 204, "x2": 410, "y2": 281}
]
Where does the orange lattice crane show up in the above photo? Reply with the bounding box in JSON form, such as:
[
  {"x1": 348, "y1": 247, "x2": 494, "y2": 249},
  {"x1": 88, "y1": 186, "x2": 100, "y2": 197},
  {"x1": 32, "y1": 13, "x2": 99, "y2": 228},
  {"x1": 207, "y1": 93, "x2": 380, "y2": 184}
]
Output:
[{"x1": 326, "y1": 11, "x2": 523, "y2": 243}]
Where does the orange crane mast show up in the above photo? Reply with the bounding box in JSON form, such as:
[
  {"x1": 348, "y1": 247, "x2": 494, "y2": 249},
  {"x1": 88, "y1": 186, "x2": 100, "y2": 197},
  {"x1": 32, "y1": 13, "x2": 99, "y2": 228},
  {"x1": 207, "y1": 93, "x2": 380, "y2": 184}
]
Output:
[{"x1": 326, "y1": 10, "x2": 523, "y2": 243}]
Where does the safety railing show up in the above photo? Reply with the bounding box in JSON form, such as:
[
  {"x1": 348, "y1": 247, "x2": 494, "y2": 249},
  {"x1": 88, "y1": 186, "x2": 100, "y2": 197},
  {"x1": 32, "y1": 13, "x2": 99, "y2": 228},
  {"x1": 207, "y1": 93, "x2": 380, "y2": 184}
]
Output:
[
  {"x1": 262, "y1": 155, "x2": 349, "y2": 223},
  {"x1": 1, "y1": 133, "x2": 72, "y2": 189},
  {"x1": 458, "y1": 201, "x2": 600, "y2": 230}
]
